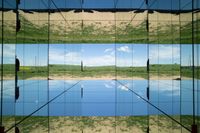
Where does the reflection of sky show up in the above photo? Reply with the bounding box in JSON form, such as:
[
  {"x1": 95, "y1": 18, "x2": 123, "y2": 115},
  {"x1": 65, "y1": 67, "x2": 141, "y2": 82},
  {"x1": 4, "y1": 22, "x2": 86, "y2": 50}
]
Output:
[
  {"x1": 1, "y1": 0, "x2": 16, "y2": 9},
  {"x1": 181, "y1": 44, "x2": 198, "y2": 66},
  {"x1": 13, "y1": 0, "x2": 196, "y2": 10},
  {"x1": 9, "y1": 79, "x2": 196, "y2": 116},
  {"x1": 16, "y1": 44, "x2": 48, "y2": 66},
  {"x1": 149, "y1": 44, "x2": 180, "y2": 65},
  {"x1": 3, "y1": 44, "x2": 15, "y2": 64},
  {"x1": 16, "y1": 44, "x2": 181, "y2": 66}
]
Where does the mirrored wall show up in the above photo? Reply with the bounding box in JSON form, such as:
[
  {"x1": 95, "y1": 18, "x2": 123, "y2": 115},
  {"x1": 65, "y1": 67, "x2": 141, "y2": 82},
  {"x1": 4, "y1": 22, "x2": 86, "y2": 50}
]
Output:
[{"x1": 0, "y1": 0, "x2": 200, "y2": 133}]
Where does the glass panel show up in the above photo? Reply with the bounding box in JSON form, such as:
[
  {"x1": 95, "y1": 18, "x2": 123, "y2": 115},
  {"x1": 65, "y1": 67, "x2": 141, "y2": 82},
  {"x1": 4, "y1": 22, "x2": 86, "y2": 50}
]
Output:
[
  {"x1": 181, "y1": 44, "x2": 194, "y2": 131},
  {"x1": 149, "y1": 106, "x2": 182, "y2": 133},
  {"x1": 180, "y1": 0, "x2": 193, "y2": 130},
  {"x1": 1, "y1": 0, "x2": 199, "y2": 132},
  {"x1": 49, "y1": 82, "x2": 81, "y2": 132},
  {"x1": 0, "y1": 0, "x2": 2, "y2": 130},
  {"x1": 15, "y1": 1, "x2": 49, "y2": 131},
  {"x1": 49, "y1": 44, "x2": 82, "y2": 79},
  {"x1": 81, "y1": 44, "x2": 115, "y2": 79},
  {"x1": 17, "y1": 0, "x2": 49, "y2": 44},
  {"x1": 49, "y1": 0, "x2": 82, "y2": 44},
  {"x1": 15, "y1": 44, "x2": 49, "y2": 125},
  {"x1": 1, "y1": 0, "x2": 16, "y2": 131},
  {"x1": 16, "y1": 105, "x2": 49, "y2": 133},
  {"x1": 83, "y1": 20, "x2": 115, "y2": 43},
  {"x1": 49, "y1": 44, "x2": 65, "y2": 79},
  {"x1": 115, "y1": 2, "x2": 147, "y2": 44},
  {"x1": 194, "y1": 44, "x2": 200, "y2": 132},
  {"x1": 116, "y1": 44, "x2": 133, "y2": 80},
  {"x1": 194, "y1": 0, "x2": 200, "y2": 131},
  {"x1": 116, "y1": 81, "x2": 148, "y2": 133},
  {"x1": 149, "y1": 44, "x2": 159, "y2": 132},
  {"x1": 2, "y1": 44, "x2": 15, "y2": 131},
  {"x1": 83, "y1": 0, "x2": 114, "y2": 9}
]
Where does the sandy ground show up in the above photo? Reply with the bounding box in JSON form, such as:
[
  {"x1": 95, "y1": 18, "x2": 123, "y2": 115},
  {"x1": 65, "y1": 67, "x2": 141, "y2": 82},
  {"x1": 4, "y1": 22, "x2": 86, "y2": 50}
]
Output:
[
  {"x1": 12, "y1": 75, "x2": 181, "y2": 80},
  {"x1": 19, "y1": 116, "x2": 187, "y2": 133},
  {"x1": 21, "y1": 10, "x2": 171, "y2": 30},
  {"x1": 1, "y1": 10, "x2": 196, "y2": 30},
  {"x1": 1, "y1": 10, "x2": 198, "y2": 39},
  {"x1": 48, "y1": 76, "x2": 181, "y2": 80},
  {"x1": 1, "y1": 74, "x2": 183, "y2": 80}
]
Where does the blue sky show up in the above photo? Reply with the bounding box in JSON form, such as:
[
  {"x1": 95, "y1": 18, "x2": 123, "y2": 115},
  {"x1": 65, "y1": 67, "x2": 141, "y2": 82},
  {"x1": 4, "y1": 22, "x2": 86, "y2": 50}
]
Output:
[
  {"x1": 47, "y1": 44, "x2": 180, "y2": 67},
  {"x1": 12, "y1": 0, "x2": 196, "y2": 10},
  {"x1": 14, "y1": 44, "x2": 191, "y2": 67},
  {"x1": 1, "y1": 0, "x2": 197, "y2": 10},
  {"x1": 16, "y1": 44, "x2": 48, "y2": 66}
]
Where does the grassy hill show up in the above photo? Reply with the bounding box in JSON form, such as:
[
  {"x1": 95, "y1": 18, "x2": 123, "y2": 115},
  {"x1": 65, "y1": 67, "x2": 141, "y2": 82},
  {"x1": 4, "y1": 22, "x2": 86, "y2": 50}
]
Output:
[
  {"x1": 1, "y1": 63, "x2": 199, "y2": 80},
  {"x1": 15, "y1": 64, "x2": 182, "y2": 79},
  {"x1": 1, "y1": 10, "x2": 199, "y2": 44}
]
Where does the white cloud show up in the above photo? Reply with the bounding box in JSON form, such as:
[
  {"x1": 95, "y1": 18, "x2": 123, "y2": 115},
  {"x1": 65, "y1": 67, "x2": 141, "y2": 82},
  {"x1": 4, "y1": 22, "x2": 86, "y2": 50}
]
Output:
[
  {"x1": 150, "y1": 45, "x2": 180, "y2": 63},
  {"x1": 104, "y1": 48, "x2": 113, "y2": 53},
  {"x1": 150, "y1": 80, "x2": 180, "y2": 96},
  {"x1": 116, "y1": 58, "x2": 146, "y2": 67},
  {"x1": 117, "y1": 46, "x2": 131, "y2": 53},
  {"x1": 4, "y1": 44, "x2": 15, "y2": 57},
  {"x1": 65, "y1": 52, "x2": 80, "y2": 58},
  {"x1": 104, "y1": 83, "x2": 113, "y2": 88},
  {"x1": 49, "y1": 49, "x2": 81, "y2": 65},
  {"x1": 65, "y1": 80, "x2": 79, "y2": 85},
  {"x1": 104, "y1": 80, "x2": 115, "y2": 88},
  {"x1": 118, "y1": 83, "x2": 131, "y2": 91},
  {"x1": 49, "y1": 49, "x2": 64, "y2": 64},
  {"x1": 104, "y1": 48, "x2": 115, "y2": 56},
  {"x1": 4, "y1": 44, "x2": 15, "y2": 64},
  {"x1": 83, "y1": 54, "x2": 115, "y2": 66}
]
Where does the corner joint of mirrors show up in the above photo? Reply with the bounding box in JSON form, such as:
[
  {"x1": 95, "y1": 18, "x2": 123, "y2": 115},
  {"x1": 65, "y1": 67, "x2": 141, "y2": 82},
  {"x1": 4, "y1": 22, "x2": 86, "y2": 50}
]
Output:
[
  {"x1": 191, "y1": 124, "x2": 198, "y2": 133},
  {"x1": 15, "y1": 126, "x2": 20, "y2": 133},
  {"x1": 16, "y1": 0, "x2": 21, "y2": 32},
  {"x1": 146, "y1": 86, "x2": 150, "y2": 100},
  {"x1": 15, "y1": 57, "x2": 20, "y2": 102},
  {"x1": 0, "y1": 126, "x2": 4, "y2": 133},
  {"x1": 146, "y1": 126, "x2": 149, "y2": 133}
]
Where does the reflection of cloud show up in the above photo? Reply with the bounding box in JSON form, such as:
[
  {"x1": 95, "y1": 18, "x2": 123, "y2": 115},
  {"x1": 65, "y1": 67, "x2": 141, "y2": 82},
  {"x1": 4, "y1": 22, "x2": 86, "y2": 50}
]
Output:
[
  {"x1": 118, "y1": 83, "x2": 131, "y2": 91},
  {"x1": 49, "y1": 48, "x2": 80, "y2": 65},
  {"x1": 65, "y1": 52, "x2": 80, "y2": 59},
  {"x1": 116, "y1": 58, "x2": 147, "y2": 67},
  {"x1": 150, "y1": 80, "x2": 180, "y2": 96},
  {"x1": 104, "y1": 48, "x2": 115, "y2": 56},
  {"x1": 3, "y1": 80, "x2": 15, "y2": 98},
  {"x1": 150, "y1": 45, "x2": 180, "y2": 63},
  {"x1": 118, "y1": 85, "x2": 128, "y2": 91},
  {"x1": 137, "y1": 91, "x2": 144, "y2": 98},
  {"x1": 4, "y1": 44, "x2": 15, "y2": 63},
  {"x1": 84, "y1": 54, "x2": 115, "y2": 66},
  {"x1": 35, "y1": 100, "x2": 38, "y2": 104},
  {"x1": 104, "y1": 48, "x2": 113, "y2": 53},
  {"x1": 81, "y1": 84, "x2": 84, "y2": 88},
  {"x1": 104, "y1": 83, "x2": 113, "y2": 88},
  {"x1": 65, "y1": 80, "x2": 79, "y2": 85},
  {"x1": 117, "y1": 46, "x2": 131, "y2": 53},
  {"x1": 4, "y1": 44, "x2": 15, "y2": 57},
  {"x1": 104, "y1": 80, "x2": 115, "y2": 88}
]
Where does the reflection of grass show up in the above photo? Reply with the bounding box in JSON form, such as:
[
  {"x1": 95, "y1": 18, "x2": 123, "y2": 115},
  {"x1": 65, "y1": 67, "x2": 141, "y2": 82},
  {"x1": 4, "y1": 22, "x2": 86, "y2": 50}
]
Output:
[
  {"x1": 4, "y1": 64, "x2": 200, "y2": 79},
  {"x1": 4, "y1": 115, "x2": 198, "y2": 132},
  {"x1": 28, "y1": 64, "x2": 181, "y2": 79},
  {"x1": 1, "y1": 13, "x2": 199, "y2": 44},
  {"x1": 116, "y1": 116, "x2": 148, "y2": 132}
]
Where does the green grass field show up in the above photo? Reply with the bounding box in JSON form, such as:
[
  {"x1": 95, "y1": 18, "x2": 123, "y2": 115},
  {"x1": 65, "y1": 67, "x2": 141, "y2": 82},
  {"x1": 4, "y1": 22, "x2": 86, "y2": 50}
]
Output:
[
  {"x1": 1, "y1": 63, "x2": 200, "y2": 79},
  {"x1": 4, "y1": 115, "x2": 199, "y2": 133},
  {"x1": 1, "y1": 14, "x2": 200, "y2": 44}
]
